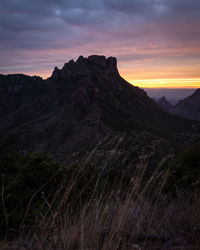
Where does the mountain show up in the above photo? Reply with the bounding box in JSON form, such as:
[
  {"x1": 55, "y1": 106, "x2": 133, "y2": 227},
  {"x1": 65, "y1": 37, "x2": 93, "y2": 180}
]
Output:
[
  {"x1": 171, "y1": 89, "x2": 200, "y2": 121},
  {"x1": 0, "y1": 74, "x2": 44, "y2": 116},
  {"x1": 157, "y1": 96, "x2": 173, "y2": 111},
  {"x1": 0, "y1": 55, "x2": 198, "y2": 169}
]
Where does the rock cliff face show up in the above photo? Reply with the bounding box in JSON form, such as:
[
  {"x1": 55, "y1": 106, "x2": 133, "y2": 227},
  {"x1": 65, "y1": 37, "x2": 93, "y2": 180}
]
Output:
[
  {"x1": 0, "y1": 55, "x2": 198, "y2": 169},
  {"x1": 51, "y1": 55, "x2": 118, "y2": 80}
]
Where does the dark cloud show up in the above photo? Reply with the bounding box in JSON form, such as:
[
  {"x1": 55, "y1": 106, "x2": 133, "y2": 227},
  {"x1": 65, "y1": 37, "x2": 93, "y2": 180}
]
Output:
[{"x1": 105, "y1": 0, "x2": 154, "y2": 14}]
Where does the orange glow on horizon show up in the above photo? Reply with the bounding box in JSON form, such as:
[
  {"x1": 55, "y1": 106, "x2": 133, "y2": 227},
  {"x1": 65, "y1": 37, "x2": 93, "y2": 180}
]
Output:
[
  {"x1": 127, "y1": 78, "x2": 200, "y2": 89},
  {"x1": 8, "y1": 56, "x2": 200, "y2": 89},
  {"x1": 37, "y1": 71, "x2": 200, "y2": 89},
  {"x1": 1, "y1": 40, "x2": 200, "y2": 90}
]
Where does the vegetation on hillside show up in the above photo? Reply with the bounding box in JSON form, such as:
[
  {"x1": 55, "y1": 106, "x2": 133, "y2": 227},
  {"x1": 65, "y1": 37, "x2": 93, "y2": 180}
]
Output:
[
  {"x1": 0, "y1": 135, "x2": 131, "y2": 238},
  {"x1": 0, "y1": 135, "x2": 200, "y2": 249},
  {"x1": 165, "y1": 140, "x2": 200, "y2": 192}
]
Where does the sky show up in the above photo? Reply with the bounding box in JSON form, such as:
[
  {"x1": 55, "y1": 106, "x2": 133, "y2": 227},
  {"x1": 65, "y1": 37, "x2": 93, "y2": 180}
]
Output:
[{"x1": 0, "y1": 0, "x2": 200, "y2": 88}]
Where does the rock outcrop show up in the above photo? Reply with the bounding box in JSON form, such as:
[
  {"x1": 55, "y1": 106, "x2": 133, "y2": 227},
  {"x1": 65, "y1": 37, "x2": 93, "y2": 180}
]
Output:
[{"x1": 51, "y1": 55, "x2": 119, "y2": 80}]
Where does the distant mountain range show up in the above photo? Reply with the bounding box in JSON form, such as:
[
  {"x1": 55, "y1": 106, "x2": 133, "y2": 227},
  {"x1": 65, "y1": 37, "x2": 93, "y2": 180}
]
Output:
[
  {"x1": 157, "y1": 88, "x2": 200, "y2": 121},
  {"x1": 144, "y1": 88, "x2": 196, "y2": 105},
  {"x1": 0, "y1": 55, "x2": 198, "y2": 169}
]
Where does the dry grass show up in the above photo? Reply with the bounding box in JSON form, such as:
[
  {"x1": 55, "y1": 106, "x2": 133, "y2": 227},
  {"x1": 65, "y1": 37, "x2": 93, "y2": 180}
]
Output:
[{"x1": 1, "y1": 162, "x2": 200, "y2": 250}]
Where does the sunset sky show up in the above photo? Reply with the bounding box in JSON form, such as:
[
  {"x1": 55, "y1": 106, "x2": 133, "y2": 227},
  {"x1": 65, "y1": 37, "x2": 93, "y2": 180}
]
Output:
[{"x1": 1, "y1": 0, "x2": 200, "y2": 88}]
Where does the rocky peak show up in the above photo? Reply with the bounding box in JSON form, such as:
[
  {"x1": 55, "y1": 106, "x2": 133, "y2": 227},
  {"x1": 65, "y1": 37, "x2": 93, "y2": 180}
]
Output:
[
  {"x1": 158, "y1": 96, "x2": 173, "y2": 111},
  {"x1": 51, "y1": 55, "x2": 119, "y2": 80},
  {"x1": 88, "y1": 55, "x2": 106, "y2": 67}
]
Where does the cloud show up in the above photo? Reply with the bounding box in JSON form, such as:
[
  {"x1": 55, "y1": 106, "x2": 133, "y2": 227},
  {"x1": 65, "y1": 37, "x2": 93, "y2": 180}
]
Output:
[{"x1": 0, "y1": 0, "x2": 200, "y2": 80}]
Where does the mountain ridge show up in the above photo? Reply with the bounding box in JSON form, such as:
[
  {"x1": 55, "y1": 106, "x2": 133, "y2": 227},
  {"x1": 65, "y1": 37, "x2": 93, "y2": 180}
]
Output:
[
  {"x1": 156, "y1": 88, "x2": 200, "y2": 121},
  {"x1": 173, "y1": 88, "x2": 200, "y2": 121},
  {"x1": 0, "y1": 55, "x2": 198, "y2": 169}
]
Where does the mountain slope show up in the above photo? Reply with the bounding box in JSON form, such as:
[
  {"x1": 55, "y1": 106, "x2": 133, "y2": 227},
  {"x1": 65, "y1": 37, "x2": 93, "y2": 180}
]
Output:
[
  {"x1": 171, "y1": 88, "x2": 200, "y2": 121},
  {"x1": 0, "y1": 55, "x2": 198, "y2": 168},
  {"x1": 49, "y1": 55, "x2": 196, "y2": 134}
]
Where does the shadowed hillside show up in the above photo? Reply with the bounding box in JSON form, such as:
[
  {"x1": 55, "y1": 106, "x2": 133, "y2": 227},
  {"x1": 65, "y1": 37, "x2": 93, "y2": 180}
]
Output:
[{"x1": 0, "y1": 56, "x2": 198, "y2": 169}]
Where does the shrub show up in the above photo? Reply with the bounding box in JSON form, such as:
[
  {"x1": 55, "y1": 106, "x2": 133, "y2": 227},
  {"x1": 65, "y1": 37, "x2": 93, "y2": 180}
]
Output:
[
  {"x1": 0, "y1": 135, "x2": 131, "y2": 238},
  {"x1": 165, "y1": 140, "x2": 200, "y2": 193}
]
